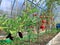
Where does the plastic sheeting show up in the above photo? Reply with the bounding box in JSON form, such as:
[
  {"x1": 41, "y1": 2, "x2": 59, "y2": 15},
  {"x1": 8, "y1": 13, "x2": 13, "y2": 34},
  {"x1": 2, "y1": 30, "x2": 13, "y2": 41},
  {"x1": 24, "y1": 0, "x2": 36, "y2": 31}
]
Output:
[
  {"x1": 0, "y1": 0, "x2": 24, "y2": 11},
  {"x1": 0, "y1": 0, "x2": 24, "y2": 16}
]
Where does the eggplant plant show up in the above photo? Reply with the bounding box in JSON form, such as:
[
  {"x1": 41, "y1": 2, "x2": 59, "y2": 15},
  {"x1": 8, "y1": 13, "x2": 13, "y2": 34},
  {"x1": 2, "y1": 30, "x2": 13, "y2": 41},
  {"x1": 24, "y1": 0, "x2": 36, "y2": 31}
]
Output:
[{"x1": 0, "y1": 6, "x2": 40, "y2": 44}]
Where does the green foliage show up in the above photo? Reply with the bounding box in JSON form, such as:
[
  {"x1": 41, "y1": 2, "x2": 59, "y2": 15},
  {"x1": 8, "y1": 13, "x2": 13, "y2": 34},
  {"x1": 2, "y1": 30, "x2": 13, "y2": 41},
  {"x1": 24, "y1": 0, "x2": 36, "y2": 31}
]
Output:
[
  {"x1": 0, "y1": 6, "x2": 40, "y2": 45},
  {"x1": 0, "y1": 7, "x2": 39, "y2": 35}
]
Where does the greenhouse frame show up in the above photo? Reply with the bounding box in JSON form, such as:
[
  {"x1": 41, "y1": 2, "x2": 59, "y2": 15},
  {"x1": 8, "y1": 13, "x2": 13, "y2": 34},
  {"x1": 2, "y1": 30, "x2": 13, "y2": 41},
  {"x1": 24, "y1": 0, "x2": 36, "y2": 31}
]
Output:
[{"x1": 0, "y1": 0, "x2": 60, "y2": 45}]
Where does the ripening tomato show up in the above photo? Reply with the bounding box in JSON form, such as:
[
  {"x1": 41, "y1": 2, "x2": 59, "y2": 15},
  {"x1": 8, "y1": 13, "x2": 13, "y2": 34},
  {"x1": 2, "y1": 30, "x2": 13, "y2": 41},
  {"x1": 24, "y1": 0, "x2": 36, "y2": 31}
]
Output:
[
  {"x1": 33, "y1": 13, "x2": 37, "y2": 16},
  {"x1": 42, "y1": 20, "x2": 46, "y2": 23},
  {"x1": 40, "y1": 16, "x2": 43, "y2": 18}
]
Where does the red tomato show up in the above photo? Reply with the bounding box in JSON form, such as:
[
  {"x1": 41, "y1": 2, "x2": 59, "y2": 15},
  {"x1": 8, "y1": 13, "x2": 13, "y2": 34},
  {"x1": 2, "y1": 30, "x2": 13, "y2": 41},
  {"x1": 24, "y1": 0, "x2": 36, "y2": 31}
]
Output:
[
  {"x1": 40, "y1": 16, "x2": 43, "y2": 18},
  {"x1": 40, "y1": 25, "x2": 45, "y2": 29},
  {"x1": 42, "y1": 20, "x2": 46, "y2": 23}
]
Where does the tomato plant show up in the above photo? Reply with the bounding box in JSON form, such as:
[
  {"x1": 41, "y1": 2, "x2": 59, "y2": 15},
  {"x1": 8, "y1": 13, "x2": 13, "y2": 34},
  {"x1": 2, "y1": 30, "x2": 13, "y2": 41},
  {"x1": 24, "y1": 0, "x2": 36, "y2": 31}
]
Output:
[{"x1": 0, "y1": 5, "x2": 40, "y2": 44}]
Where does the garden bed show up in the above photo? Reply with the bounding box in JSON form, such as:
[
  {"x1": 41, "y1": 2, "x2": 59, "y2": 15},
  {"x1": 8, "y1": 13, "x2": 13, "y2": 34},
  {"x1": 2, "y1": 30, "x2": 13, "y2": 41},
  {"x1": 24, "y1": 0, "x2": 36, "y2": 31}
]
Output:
[
  {"x1": 29, "y1": 30, "x2": 58, "y2": 45},
  {"x1": 0, "y1": 15, "x2": 58, "y2": 45},
  {"x1": 4, "y1": 30, "x2": 57, "y2": 45}
]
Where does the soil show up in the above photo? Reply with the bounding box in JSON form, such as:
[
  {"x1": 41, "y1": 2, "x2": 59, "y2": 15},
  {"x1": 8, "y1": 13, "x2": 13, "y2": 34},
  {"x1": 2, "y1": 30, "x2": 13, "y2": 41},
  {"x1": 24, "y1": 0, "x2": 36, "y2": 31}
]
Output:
[
  {"x1": 31, "y1": 32, "x2": 58, "y2": 45},
  {"x1": 0, "y1": 30, "x2": 58, "y2": 45},
  {"x1": 23, "y1": 32, "x2": 58, "y2": 45}
]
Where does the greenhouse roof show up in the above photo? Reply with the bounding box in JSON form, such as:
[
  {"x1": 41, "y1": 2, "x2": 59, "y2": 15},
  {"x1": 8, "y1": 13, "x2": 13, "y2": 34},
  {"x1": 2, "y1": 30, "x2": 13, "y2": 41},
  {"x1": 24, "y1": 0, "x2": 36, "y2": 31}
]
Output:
[
  {"x1": 0, "y1": 0, "x2": 47, "y2": 12},
  {"x1": 0, "y1": 0, "x2": 60, "y2": 17},
  {"x1": 0, "y1": 0, "x2": 24, "y2": 11}
]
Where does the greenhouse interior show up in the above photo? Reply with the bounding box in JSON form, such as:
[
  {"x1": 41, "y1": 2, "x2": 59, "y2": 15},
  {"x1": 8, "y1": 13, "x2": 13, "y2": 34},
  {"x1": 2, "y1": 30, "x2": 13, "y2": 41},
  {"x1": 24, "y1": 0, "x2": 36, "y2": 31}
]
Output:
[{"x1": 0, "y1": 0, "x2": 60, "y2": 45}]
